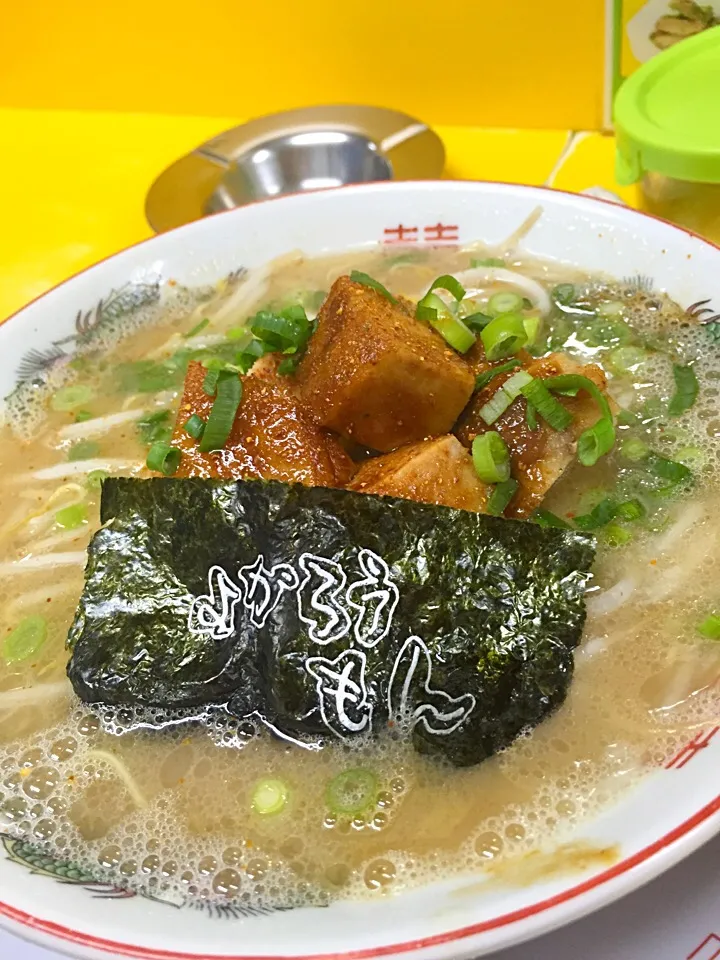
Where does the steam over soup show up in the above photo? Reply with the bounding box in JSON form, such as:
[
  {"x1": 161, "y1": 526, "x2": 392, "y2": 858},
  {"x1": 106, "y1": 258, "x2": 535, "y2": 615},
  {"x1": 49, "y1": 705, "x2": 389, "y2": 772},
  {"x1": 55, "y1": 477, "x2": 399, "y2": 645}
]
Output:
[{"x1": 0, "y1": 245, "x2": 719, "y2": 911}]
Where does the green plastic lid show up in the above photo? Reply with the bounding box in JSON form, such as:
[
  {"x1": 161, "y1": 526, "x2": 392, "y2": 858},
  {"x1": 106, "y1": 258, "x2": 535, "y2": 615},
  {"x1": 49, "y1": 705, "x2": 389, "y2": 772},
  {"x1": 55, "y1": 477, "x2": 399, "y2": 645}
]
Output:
[{"x1": 614, "y1": 25, "x2": 720, "y2": 185}]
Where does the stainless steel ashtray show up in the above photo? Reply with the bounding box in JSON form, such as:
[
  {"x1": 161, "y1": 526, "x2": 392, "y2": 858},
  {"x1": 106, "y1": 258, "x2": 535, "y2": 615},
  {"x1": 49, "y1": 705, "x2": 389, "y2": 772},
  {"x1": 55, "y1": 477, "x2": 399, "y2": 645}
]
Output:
[{"x1": 145, "y1": 105, "x2": 445, "y2": 233}]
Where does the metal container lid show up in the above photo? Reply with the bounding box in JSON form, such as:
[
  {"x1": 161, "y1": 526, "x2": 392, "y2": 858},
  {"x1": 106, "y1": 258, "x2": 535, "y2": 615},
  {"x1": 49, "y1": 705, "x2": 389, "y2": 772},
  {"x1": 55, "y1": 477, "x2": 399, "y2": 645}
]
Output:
[{"x1": 146, "y1": 105, "x2": 445, "y2": 232}]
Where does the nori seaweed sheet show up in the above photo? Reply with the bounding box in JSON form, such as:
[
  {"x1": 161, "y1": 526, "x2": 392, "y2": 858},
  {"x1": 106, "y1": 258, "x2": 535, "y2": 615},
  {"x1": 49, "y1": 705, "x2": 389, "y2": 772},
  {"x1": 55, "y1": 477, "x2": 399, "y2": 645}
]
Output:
[{"x1": 67, "y1": 478, "x2": 595, "y2": 767}]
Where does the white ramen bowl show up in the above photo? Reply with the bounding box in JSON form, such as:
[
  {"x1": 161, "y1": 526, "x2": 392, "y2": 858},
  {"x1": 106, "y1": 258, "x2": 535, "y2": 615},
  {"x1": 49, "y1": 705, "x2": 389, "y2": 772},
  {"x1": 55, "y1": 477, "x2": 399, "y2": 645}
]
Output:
[{"x1": 0, "y1": 181, "x2": 719, "y2": 960}]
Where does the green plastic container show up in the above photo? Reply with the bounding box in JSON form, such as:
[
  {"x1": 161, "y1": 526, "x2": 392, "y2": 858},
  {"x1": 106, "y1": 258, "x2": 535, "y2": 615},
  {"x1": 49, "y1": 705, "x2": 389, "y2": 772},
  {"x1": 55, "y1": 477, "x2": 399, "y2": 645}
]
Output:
[{"x1": 614, "y1": 26, "x2": 720, "y2": 243}]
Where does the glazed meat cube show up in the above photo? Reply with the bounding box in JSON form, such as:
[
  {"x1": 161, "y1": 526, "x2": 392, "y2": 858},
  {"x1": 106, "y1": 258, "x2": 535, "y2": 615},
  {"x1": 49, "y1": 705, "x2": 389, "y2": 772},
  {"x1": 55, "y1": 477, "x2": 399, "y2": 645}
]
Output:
[
  {"x1": 465, "y1": 339, "x2": 532, "y2": 378},
  {"x1": 295, "y1": 277, "x2": 474, "y2": 452},
  {"x1": 348, "y1": 435, "x2": 489, "y2": 513},
  {"x1": 170, "y1": 361, "x2": 354, "y2": 487},
  {"x1": 455, "y1": 353, "x2": 611, "y2": 518}
]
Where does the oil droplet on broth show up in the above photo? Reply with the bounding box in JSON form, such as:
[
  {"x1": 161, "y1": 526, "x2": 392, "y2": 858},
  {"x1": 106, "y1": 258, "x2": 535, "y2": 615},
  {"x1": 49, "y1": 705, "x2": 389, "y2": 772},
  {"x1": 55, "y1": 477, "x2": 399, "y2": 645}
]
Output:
[
  {"x1": 50, "y1": 737, "x2": 78, "y2": 762},
  {"x1": 98, "y1": 844, "x2": 122, "y2": 869},
  {"x1": 325, "y1": 862, "x2": 351, "y2": 887},
  {"x1": 213, "y1": 867, "x2": 241, "y2": 897},
  {"x1": 246, "y1": 857, "x2": 268, "y2": 881},
  {"x1": 77, "y1": 715, "x2": 100, "y2": 737},
  {"x1": 197, "y1": 855, "x2": 217, "y2": 877},
  {"x1": 363, "y1": 859, "x2": 396, "y2": 890},
  {"x1": 475, "y1": 832, "x2": 504, "y2": 861},
  {"x1": 33, "y1": 818, "x2": 56, "y2": 841},
  {"x1": 556, "y1": 800, "x2": 576, "y2": 818},
  {"x1": 504, "y1": 823, "x2": 526, "y2": 842},
  {"x1": 21, "y1": 765, "x2": 59, "y2": 800},
  {"x1": 222, "y1": 846, "x2": 243, "y2": 867},
  {"x1": 0, "y1": 797, "x2": 28, "y2": 824}
]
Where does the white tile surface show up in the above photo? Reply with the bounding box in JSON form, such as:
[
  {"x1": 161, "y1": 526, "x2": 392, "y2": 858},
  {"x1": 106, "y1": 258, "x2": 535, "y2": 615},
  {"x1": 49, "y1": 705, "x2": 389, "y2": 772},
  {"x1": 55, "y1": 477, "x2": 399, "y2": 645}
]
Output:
[{"x1": 1, "y1": 835, "x2": 718, "y2": 960}]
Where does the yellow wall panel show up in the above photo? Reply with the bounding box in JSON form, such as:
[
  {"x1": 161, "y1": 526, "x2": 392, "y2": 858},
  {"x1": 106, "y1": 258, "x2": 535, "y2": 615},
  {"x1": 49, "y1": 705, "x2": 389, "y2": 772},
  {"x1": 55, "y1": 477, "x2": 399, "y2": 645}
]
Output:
[{"x1": 0, "y1": 0, "x2": 606, "y2": 130}]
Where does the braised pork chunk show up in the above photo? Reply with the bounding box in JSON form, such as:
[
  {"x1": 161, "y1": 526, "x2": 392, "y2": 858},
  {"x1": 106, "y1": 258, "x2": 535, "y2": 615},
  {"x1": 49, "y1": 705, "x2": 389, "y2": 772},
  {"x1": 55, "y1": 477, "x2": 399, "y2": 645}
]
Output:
[
  {"x1": 171, "y1": 361, "x2": 354, "y2": 486},
  {"x1": 456, "y1": 353, "x2": 611, "y2": 518},
  {"x1": 295, "y1": 277, "x2": 474, "y2": 452},
  {"x1": 348, "y1": 435, "x2": 490, "y2": 512}
]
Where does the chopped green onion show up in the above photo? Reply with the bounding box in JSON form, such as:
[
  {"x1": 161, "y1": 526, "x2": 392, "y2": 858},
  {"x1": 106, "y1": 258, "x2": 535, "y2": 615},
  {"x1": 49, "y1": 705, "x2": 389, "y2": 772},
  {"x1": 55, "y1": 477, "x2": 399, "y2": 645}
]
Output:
[
  {"x1": 86, "y1": 469, "x2": 108, "y2": 490},
  {"x1": 479, "y1": 370, "x2": 534, "y2": 425},
  {"x1": 281, "y1": 304, "x2": 308, "y2": 323},
  {"x1": 303, "y1": 289, "x2": 328, "y2": 311},
  {"x1": 427, "y1": 274, "x2": 465, "y2": 301},
  {"x1": 697, "y1": 614, "x2": 720, "y2": 640},
  {"x1": 578, "y1": 317, "x2": 633, "y2": 348},
  {"x1": 487, "y1": 478, "x2": 519, "y2": 516},
  {"x1": 660, "y1": 425, "x2": 691, "y2": 445},
  {"x1": 198, "y1": 371, "x2": 242, "y2": 452},
  {"x1": 676, "y1": 445, "x2": 704, "y2": 469},
  {"x1": 416, "y1": 294, "x2": 476, "y2": 354},
  {"x1": 203, "y1": 367, "x2": 220, "y2": 396},
  {"x1": 574, "y1": 498, "x2": 618, "y2": 531},
  {"x1": 51, "y1": 384, "x2": 95, "y2": 412},
  {"x1": 604, "y1": 522, "x2": 633, "y2": 547},
  {"x1": 526, "y1": 401, "x2": 538, "y2": 431},
  {"x1": 68, "y1": 440, "x2": 100, "y2": 462},
  {"x1": 183, "y1": 414, "x2": 205, "y2": 440},
  {"x1": 146, "y1": 441, "x2": 182, "y2": 476},
  {"x1": 250, "y1": 311, "x2": 306, "y2": 350},
  {"x1": 479, "y1": 389, "x2": 513, "y2": 426},
  {"x1": 349, "y1": 271, "x2": 397, "y2": 304},
  {"x1": 533, "y1": 508, "x2": 571, "y2": 529},
  {"x1": 474, "y1": 359, "x2": 522, "y2": 393},
  {"x1": 55, "y1": 503, "x2": 87, "y2": 530},
  {"x1": 137, "y1": 409, "x2": 172, "y2": 446},
  {"x1": 596, "y1": 300, "x2": 625, "y2": 318},
  {"x1": 576, "y1": 486, "x2": 611, "y2": 515},
  {"x1": 576, "y1": 496, "x2": 643, "y2": 532},
  {"x1": 615, "y1": 498, "x2": 645, "y2": 521},
  {"x1": 640, "y1": 395, "x2": 664, "y2": 424},
  {"x1": 114, "y1": 359, "x2": 185, "y2": 394},
  {"x1": 74, "y1": 409, "x2": 93, "y2": 423},
  {"x1": 387, "y1": 251, "x2": 426, "y2": 266},
  {"x1": 647, "y1": 453, "x2": 692, "y2": 483},
  {"x1": 226, "y1": 326, "x2": 247, "y2": 341},
  {"x1": 183, "y1": 317, "x2": 210, "y2": 339},
  {"x1": 552, "y1": 283, "x2": 576, "y2": 305},
  {"x1": 237, "y1": 338, "x2": 267, "y2": 374},
  {"x1": 544, "y1": 374, "x2": 616, "y2": 466},
  {"x1": 577, "y1": 417, "x2": 616, "y2": 467},
  {"x1": 609, "y1": 346, "x2": 648, "y2": 375},
  {"x1": 545, "y1": 316, "x2": 574, "y2": 351},
  {"x1": 203, "y1": 357, "x2": 242, "y2": 374},
  {"x1": 277, "y1": 355, "x2": 300, "y2": 374},
  {"x1": 251, "y1": 778, "x2": 289, "y2": 816},
  {"x1": 668, "y1": 364, "x2": 699, "y2": 417},
  {"x1": 487, "y1": 291, "x2": 523, "y2": 316},
  {"x1": 2, "y1": 616, "x2": 47, "y2": 665},
  {"x1": 480, "y1": 313, "x2": 528, "y2": 361},
  {"x1": 503, "y1": 371, "x2": 534, "y2": 400},
  {"x1": 471, "y1": 257, "x2": 505, "y2": 268},
  {"x1": 471, "y1": 432, "x2": 511, "y2": 483},
  {"x1": 617, "y1": 409, "x2": 640, "y2": 427},
  {"x1": 326, "y1": 768, "x2": 378, "y2": 815},
  {"x1": 522, "y1": 316, "x2": 541, "y2": 346},
  {"x1": 520, "y1": 379, "x2": 573, "y2": 431},
  {"x1": 620, "y1": 437, "x2": 649, "y2": 462},
  {"x1": 462, "y1": 311, "x2": 493, "y2": 331}
]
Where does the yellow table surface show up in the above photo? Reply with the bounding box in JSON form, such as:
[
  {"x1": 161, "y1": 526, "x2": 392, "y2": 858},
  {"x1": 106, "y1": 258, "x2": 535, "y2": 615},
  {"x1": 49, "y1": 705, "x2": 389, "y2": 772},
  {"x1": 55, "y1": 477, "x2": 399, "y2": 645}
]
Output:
[{"x1": 0, "y1": 109, "x2": 637, "y2": 321}]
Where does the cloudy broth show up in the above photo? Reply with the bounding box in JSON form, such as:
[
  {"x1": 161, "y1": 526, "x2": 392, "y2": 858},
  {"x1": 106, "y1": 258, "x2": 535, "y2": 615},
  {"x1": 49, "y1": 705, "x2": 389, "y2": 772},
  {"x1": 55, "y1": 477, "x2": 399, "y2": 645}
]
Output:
[{"x1": 0, "y1": 245, "x2": 718, "y2": 909}]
